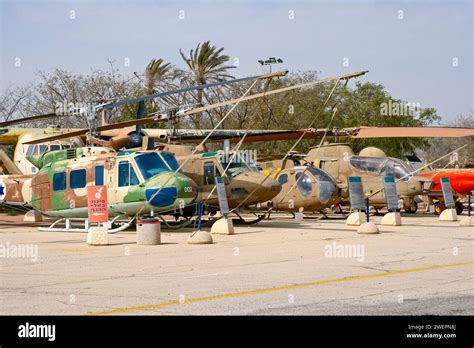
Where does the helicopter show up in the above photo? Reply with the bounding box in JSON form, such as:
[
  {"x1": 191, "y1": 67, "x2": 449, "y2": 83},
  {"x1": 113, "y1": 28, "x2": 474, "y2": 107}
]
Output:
[
  {"x1": 304, "y1": 143, "x2": 433, "y2": 213},
  {"x1": 0, "y1": 145, "x2": 198, "y2": 230}
]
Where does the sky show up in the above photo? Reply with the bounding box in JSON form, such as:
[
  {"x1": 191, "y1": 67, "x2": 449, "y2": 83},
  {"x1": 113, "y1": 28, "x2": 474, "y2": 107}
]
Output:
[{"x1": 0, "y1": 0, "x2": 472, "y2": 123}]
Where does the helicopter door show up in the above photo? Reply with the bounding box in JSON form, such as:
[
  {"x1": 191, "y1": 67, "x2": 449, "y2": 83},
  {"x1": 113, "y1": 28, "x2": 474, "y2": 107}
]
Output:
[
  {"x1": 31, "y1": 172, "x2": 53, "y2": 211},
  {"x1": 112, "y1": 160, "x2": 140, "y2": 206},
  {"x1": 282, "y1": 171, "x2": 300, "y2": 211},
  {"x1": 202, "y1": 161, "x2": 219, "y2": 201}
]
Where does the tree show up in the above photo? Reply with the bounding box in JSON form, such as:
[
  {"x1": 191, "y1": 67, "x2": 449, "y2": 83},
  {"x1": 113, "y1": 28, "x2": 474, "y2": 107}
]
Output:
[
  {"x1": 145, "y1": 58, "x2": 172, "y2": 95},
  {"x1": 420, "y1": 114, "x2": 474, "y2": 168},
  {"x1": 179, "y1": 41, "x2": 235, "y2": 127}
]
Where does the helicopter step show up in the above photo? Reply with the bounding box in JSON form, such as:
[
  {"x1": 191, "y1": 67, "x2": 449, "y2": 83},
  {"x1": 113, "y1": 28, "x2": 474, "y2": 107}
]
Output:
[{"x1": 38, "y1": 215, "x2": 133, "y2": 233}]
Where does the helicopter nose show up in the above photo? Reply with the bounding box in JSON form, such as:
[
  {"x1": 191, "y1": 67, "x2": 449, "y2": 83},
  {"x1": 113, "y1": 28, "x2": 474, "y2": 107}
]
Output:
[
  {"x1": 419, "y1": 177, "x2": 435, "y2": 191},
  {"x1": 145, "y1": 173, "x2": 197, "y2": 207},
  {"x1": 175, "y1": 174, "x2": 199, "y2": 201},
  {"x1": 318, "y1": 181, "x2": 340, "y2": 204},
  {"x1": 229, "y1": 172, "x2": 281, "y2": 203},
  {"x1": 409, "y1": 176, "x2": 434, "y2": 194}
]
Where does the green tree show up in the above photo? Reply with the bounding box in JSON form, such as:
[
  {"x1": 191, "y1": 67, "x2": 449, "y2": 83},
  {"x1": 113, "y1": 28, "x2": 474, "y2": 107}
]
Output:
[
  {"x1": 145, "y1": 58, "x2": 172, "y2": 95},
  {"x1": 180, "y1": 41, "x2": 235, "y2": 127}
]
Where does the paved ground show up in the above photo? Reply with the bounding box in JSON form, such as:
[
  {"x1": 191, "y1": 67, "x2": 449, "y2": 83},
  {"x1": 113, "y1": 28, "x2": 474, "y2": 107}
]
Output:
[{"x1": 0, "y1": 212, "x2": 473, "y2": 315}]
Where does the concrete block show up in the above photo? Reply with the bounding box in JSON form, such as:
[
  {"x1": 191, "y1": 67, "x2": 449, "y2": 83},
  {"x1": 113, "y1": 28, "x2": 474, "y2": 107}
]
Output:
[
  {"x1": 187, "y1": 230, "x2": 213, "y2": 244},
  {"x1": 137, "y1": 220, "x2": 161, "y2": 245},
  {"x1": 346, "y1": 212, "x2": 364, "y2": 226},
  {"x1": 439, "y1": 208, "x2": 458, "y2": 221},
  {"x1": 211, "y1": 218, "x2": 234, "y2": 235},
  {"x1": 459, "y1": 216, "x2": 474, "y2": 227},
  {"x1": 23, "y1": 210, "x2": 43, "y2": 223},
  {"x1": 87, "y1": 226, "x2": 109, "y2": 245},
  {"x1": 381, "y1": 212, "x2": 402, "y2": 226},
  {"x1": 357, "y1": 222, "x2": 380, "y2": 234}
]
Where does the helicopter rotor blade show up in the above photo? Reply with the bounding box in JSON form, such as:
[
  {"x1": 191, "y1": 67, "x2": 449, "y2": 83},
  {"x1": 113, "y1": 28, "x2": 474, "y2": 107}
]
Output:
[
  {"x1": 352, "y1": 126, "x2": 474, "y2": 138},
  {"x1": 98, "y1": 70, "x2": 289, "y2": 110},
  {"x1": 23, "y1": 129, "x2": 89, "y2": 145},
  {"x1": 182, "y1": 71, "x2": 369, "y2": 117},
  {"x1": 22, "y1": 114, "x2": 169, "y2": 145},
  {"x1": 0, "y1": 113, "x2": 61, "y2": 127}
]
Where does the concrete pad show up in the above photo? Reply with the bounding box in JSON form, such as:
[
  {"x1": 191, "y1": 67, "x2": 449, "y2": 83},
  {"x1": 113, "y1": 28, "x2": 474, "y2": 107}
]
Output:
[
  {"x1": 210, "y1": 218, "x2": 234, "y2": 235},
  {"x1": 439, "y1": 208, "x2": 458, "y2": 221},
  {"x1": 346, "y1": 212, "x2": 364, "y2": 226},
  {"x1": 87, "y1": 226, "x2": 109, "y2": 245},
  {"x1": 381, "y1": 212, "x2": 402, "y2": 226},
  {"x1": 136, "y1": 221, "x2": 161, "y2": 245},
  {"x1": 187, "y1": 230, "x2": 213, "y2": 244},
  {"x1": 357, "y1": 221, "x2": 380, "y2": 234}
]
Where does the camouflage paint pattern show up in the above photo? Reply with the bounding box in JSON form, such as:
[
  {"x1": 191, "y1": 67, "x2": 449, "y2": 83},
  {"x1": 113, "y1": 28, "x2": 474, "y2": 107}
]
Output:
[{"x1": 0, "y1": 146, "x2": 198, "y2": 218}]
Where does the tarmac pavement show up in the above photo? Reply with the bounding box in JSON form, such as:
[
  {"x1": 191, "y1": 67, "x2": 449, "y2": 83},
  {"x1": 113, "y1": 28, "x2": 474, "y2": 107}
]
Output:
[{"x1": 0, "y1": 212, "x2": 472, "y2": 315}]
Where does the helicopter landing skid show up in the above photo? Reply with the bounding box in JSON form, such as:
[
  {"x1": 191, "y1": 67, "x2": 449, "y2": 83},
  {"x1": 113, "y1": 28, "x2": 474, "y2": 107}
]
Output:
[
  {"x1": 37, "y1": 216, "x2": 133, "y2": 233},
  {"x1": 155, "y1": 215, "x2": 194, "y2": 230},
  {"x1": 231, "y1": 209, "x2": 270, "y2": 225}
]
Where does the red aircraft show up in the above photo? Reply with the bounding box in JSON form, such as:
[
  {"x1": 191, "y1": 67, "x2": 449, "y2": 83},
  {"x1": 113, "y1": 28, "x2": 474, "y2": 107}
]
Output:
[
  {"x1": 406, "y1": 154, "x2": 473, "y2": 214},
  {"x1": 419, "y1": 169, "x2": 474, "y2": 214}
]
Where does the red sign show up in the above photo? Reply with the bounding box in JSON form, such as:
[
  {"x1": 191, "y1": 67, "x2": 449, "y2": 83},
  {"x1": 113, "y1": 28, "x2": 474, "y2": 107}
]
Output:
[{"x1": 87, "y1": 186, "x2": 109, "y2": 223}]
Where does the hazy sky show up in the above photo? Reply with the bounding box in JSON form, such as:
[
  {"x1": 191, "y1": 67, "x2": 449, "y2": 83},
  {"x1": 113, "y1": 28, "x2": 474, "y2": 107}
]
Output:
[{"x1": 0, "y1": 0, "x2": 472, "y2": 122}]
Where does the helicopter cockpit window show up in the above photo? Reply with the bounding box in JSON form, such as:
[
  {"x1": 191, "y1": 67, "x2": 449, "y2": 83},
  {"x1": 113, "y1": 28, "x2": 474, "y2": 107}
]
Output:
[
  {"x1": 26, "y1": 145, "x2": 37, "y2": 157},
  {"x1": 50, "y1": 144, "x2": 61, "y2": 151},
  {"x1": 134, "y1": 153, "x2": 175, "y2": 180},
  {"x1": 118, "y1": 161, "x2": 140, "y2": 187},
  {"x1": 380, "y1": 158, "x2": 412, "y2": 181},
  {"x1": 220, "y1": 152, "x2": 255, "y2": 180},
  {"x1": 349, "y1": 156, "x2": 384, "y2": 174},
  {"x1": 278, "y1": 174, "x2": 288, "y2": 185},
  {"x1": 295, "y1": 172, "x2": 312, "y2": 197},
  {"x1": 159, "y1": 152, "x2": 180, "y2": 172},
  {"x1": 307, "y1": 167, "x2": 334, "y2": 182},
  {"x1": 39, "y1": 145, "x2": 48, "y2": 155}
]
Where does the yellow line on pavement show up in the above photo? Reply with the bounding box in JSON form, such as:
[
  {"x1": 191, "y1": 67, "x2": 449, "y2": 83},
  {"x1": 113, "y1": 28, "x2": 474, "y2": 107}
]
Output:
[{"x1": 87, "y1": 261, "x2": 474, "y2": 315}]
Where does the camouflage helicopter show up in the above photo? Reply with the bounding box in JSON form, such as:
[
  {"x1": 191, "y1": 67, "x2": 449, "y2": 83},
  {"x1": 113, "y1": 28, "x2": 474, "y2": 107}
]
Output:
[
  {"x1": 0, "y1": 145, "x2": 198, "y2": 231},
  {"x1": 258, "y1": 153, "x2": 341, "y2": 214}
]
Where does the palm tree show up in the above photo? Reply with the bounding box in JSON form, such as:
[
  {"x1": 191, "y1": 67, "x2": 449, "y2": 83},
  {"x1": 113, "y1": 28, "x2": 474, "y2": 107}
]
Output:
[
  {"x1": 180, "y1": 41, "x2": 235, "y2": 127},
  {"x1": 145, "y1": 58, "x2": 172, "y2": 95}
]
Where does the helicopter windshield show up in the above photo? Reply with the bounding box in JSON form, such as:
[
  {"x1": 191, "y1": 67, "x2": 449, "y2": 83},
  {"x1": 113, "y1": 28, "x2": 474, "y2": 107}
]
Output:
[
  {"x1": 134, "y1": 152, "x2": 180, "y2": 180},
  {"x1": 350, "y1": 156, "x2": 412, "y2": 181},
  {"x1": 220, "y1": 152, "x2": 257, "y2": 180},
  {"x1": 307, "y1": 167, "x2": 335, "y2": 183},
  {"x1": 380, "y1": 158, "x2": 413, "y2": 181}
]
